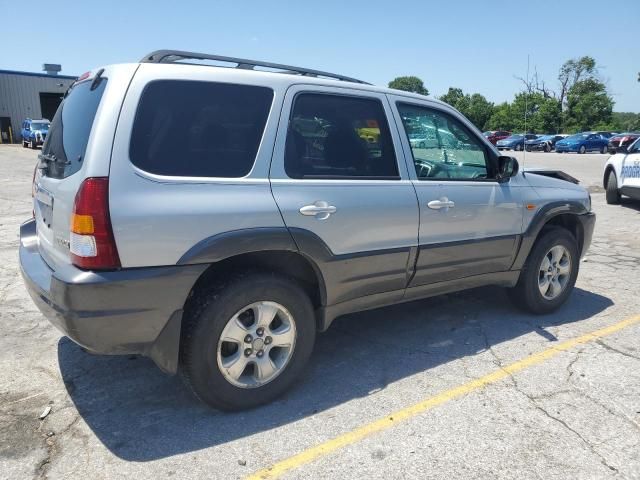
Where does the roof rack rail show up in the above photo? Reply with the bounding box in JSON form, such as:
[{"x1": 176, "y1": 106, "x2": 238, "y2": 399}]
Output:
[{"x1": 140, "y1": 50, "x2": 371, "y2": 85}]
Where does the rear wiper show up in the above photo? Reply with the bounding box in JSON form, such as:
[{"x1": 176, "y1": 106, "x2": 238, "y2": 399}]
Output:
[{"x1": 38, "y1": 152, "x2": 70, "y2": 170}]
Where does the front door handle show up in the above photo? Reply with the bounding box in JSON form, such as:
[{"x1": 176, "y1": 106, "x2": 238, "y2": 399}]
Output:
[
  {"x1": 299, "y1": 201, "x2": 337, "y2": 220},
  {"x1": 427, "y1": 197, "x2": 455, "y2": 210}
]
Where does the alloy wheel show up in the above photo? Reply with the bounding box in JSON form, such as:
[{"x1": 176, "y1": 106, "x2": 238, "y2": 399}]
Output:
[
  {"x1": 217, "y1": 301, "x2": 297, "y2": 388},
  {"x1": 538, "y1": 245, "x2": 572, "y2": 300}
]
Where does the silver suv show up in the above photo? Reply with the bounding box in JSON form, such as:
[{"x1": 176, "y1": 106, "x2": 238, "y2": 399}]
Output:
[{"x1": 20, "y1": 50, "x2": 595, "y2": 410}]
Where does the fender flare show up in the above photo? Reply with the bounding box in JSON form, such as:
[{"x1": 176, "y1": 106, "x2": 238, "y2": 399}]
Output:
[{"x1": 511, "y1": 200, "x2": 589, "y2": 270}]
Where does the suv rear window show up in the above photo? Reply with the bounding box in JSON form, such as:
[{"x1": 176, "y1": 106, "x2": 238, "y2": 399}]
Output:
[
  {"x1": 130, "y1": 80, "x2": 273, "y2": 178},
  {"x1": 42, "y1": 79, "x2": 107, "y2": 179}
]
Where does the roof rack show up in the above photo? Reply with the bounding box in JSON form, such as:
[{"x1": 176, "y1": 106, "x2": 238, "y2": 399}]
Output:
[{"x1": 140, "y1": 50, "x2": 371, "y2": 85}]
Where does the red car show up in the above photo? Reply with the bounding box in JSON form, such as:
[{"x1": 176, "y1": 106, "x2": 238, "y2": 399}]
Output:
[
  {"x1": 608, "y1": 132, "x2": 640, "y2": 154},
  {"x1": 483, "y1": 130, "x2": 511, "y2": 145}
]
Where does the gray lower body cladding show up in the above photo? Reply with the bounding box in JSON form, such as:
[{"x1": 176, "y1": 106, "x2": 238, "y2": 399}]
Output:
[{"x1": 19, "y1": 219, "x2": 206, "y2": 374}]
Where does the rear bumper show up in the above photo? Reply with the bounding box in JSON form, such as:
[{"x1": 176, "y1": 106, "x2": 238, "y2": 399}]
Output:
[{"x1": 19, "y1": 219, "x2": 206, "y2": 373}]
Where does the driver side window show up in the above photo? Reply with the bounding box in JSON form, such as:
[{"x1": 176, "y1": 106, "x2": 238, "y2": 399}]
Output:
[{"x1": 397, "y1": 103, "x2": 489, "y2": 180}]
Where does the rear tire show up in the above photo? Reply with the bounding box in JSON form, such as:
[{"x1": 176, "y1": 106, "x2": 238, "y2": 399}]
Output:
[
  {"x1": 605, "y1": 172, "x2": 621, "y2": 205},
  {"x1": 508, "y1": 227, "x2": 579, "y2": 314},
  {"x1": 601, "y1": 145, "x2": 607, "y2": 154},
  {"x1": 515, "y1": 144, "x2": 522, "y2": 151},
  {"x1": 180, "y1": 272, "x2": 316, "y2": 410}
]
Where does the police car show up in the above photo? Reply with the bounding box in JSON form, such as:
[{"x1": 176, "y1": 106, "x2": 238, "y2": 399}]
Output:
[{"x1": 604, "y1": 137, "x2": 640, "y2": 204}]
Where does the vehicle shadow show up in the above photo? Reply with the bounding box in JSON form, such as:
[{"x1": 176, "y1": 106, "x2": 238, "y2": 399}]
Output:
[
  {"x1": 619, "y1": 198, "x2": 640, "y2": 212},
  {"x1": 58, "y1": 286, "x2": 612, "y2": 462}
]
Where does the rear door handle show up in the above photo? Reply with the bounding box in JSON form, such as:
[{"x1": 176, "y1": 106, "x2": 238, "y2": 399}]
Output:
[
  {"x1": 427, "y1": 197, "x2": 455, "y2": 210},
  {"x1": 299, "y1": 201, "x2": 337, "y2": 220}
]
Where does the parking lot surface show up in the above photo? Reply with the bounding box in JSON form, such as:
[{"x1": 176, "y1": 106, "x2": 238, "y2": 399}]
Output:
[{"x1": 1, "y1": 145, "x2": 639, "y2": 479}]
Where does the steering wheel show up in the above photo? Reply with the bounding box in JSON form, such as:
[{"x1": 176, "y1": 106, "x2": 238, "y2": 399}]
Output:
[{"x1": 415, "y1": 160, "x2": 450, "y2": 179}]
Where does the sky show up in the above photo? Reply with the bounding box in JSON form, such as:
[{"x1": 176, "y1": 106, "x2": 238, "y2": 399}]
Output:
[{"x1": 1, "y1": 0, "x2": 638, "y2": 112}]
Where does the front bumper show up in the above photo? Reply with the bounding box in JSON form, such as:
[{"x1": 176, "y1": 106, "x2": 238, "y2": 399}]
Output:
[
  {"x1": 526, "y1": 143, "x2": 547, "y2": 151},
  {"x1": 19, "y1": 219, "x2": 206, "y2": 373},
  {"x1": 578, "y1": 212, "x2": 596, "y2": 258}
]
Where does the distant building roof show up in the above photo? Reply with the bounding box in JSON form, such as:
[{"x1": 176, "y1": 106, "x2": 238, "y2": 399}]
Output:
[{"x1": 0, "y1": 69, "x2": 77, "y2": 80}]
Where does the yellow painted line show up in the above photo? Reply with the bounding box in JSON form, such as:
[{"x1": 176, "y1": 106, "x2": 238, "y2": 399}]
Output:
[{"x1": 247, "y1": 314, "x2": 640, "y2": 480}]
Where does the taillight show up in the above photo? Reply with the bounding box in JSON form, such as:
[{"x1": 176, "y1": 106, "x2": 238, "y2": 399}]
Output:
[{"x1": 70, "y1": 177, "x2": 120, "y2": 270}]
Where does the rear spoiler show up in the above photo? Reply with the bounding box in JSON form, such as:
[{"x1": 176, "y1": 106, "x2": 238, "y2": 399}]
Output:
[{"x1": 523, "y1": 168, "x2": 579, "y2": 185}]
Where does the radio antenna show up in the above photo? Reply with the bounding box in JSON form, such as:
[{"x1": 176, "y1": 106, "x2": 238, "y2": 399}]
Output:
[{"x1": 523, "y1": 54, "x2": 530, "y2": 170}]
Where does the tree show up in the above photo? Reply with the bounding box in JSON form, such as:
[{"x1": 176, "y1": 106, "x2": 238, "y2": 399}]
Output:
[
  {"x1": 563, "y1": 78, "x2": 613, "y2": 132},
  {"x1": 388, "y1": 76, "x2": 429, "y2": 96},
  {"x1": 485, "y1": 102, "x2": 514, "y2": 131},
  {"x1": 438, "y1": 88, "x2": 494, "y2": 130},
  {"x1": 558, "y1": 56, "x2": 597, "y2": 110},
  {"x1": 439, "y1": 87, "x2": 464, "y2": 107}
]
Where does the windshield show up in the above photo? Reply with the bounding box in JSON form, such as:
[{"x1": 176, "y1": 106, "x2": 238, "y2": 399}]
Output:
[
  {"x1": 482, "y1": 131, "x2": 493, "y2": 136},
  {"x1": 506, "y1": 135, "x2": 523, "y2": 140},
  {"x1": 31, "y1": 122, "x2": 50, "y2": 130},
  {"x1": 42, "y1": 79, "x2": 108, "y2": 179},
  {"x1": 535, "y1": 135, "x2": 553, "y2": 141}
]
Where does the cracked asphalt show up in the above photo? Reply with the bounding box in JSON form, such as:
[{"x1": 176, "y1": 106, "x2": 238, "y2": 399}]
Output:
[{"x1": 1, "y1": 145, "x2": 639, "y2": 480}]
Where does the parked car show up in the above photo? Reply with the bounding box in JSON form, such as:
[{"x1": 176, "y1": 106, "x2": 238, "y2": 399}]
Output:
[
  {"x1": 525, "y1": 135, "x2": 565, "y2": 152},
  {"x1": 483, "y1": 130, "x2": 511, "y2": 145},
  {"x1": 555, "y1": 133, "x2": 609, "y2": 154},
  {"x1": 496, "y1": 134, "x2": 538, "y2": 151},
  {"x1": 608, "y1": 132, "x2": 640, "y2": 154},
  {"x1": 20, "y1": 50, "x2": 595, "y2": 410},
  {"x1": 21, "y1": 119, "x2": 50, "y2": 149},
  {"x1": 603, "y1": 138, "x2": 640, "y2": 203}
]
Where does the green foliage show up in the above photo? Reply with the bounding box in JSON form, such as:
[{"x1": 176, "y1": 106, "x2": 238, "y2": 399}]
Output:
[
  {"x1": 440, "y1": 56, "x2": 618, "y2": 133},
  {"x1": 563, "y1": 78, "x2": 613, "y2": 132},
  {"x1": 438, "y1": 88, "x2": 494, "y2": 130},
  {"x1": 485, "y1": 102, "x2": 512, "y2": 131},
  {"x1": 388, "y1": 76, "x2": 429, "y2": 96},
  {"x1": 611, "y1": 112, "x2": 640, "y2": 132}
]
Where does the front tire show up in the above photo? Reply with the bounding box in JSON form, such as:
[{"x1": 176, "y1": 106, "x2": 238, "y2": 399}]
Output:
[
  {"x1": 508, "y1": 227, "x2": 579, "y2": 314},
  {"x1": 180, "y1": 272, "x2": 316, "y2": 410},
  {"x1": 515, "y1": 144, "x2": 522, "y2": 151},
  {"x1": 578, "y1": 145, "x2": 586, "y2": 154},
  {"x1": 605, "y1": 172, "x2": 621, "y2": 205}
]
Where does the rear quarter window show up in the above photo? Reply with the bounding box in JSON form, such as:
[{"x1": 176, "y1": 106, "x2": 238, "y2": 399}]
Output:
[{"x1": 130, "y1": 80, "x2": 273, "y2": 178}]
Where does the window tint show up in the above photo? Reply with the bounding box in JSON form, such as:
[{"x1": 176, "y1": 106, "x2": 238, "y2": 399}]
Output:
[
  {"x1": 130, "y1": 80, "x2": 273, "y2": 177},
  {"x1": 285, "y1": 93, "x2": 399, "y2": 179},
  {"x1": 397, "y1": 103, "x2": 489, "y2": 180},
  {"x1": 42, "y1": 79, "x2": 108, "y2": 179}
]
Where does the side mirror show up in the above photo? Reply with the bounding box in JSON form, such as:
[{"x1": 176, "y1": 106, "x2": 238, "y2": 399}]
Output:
[{"x1": 497, "y1": 156, "x2": 519, "y2": 182}]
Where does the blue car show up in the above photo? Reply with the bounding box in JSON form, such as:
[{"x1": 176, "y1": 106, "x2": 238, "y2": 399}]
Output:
[
  {"x1": 555, "y1": 132, "x2": 609, "y2": 154},
  {"x1": 496, "y1": 133, "x2": 538, "y2": 151},
  {"x1": 21, "y1": 118, "x2": 50, "y2": 149}
]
